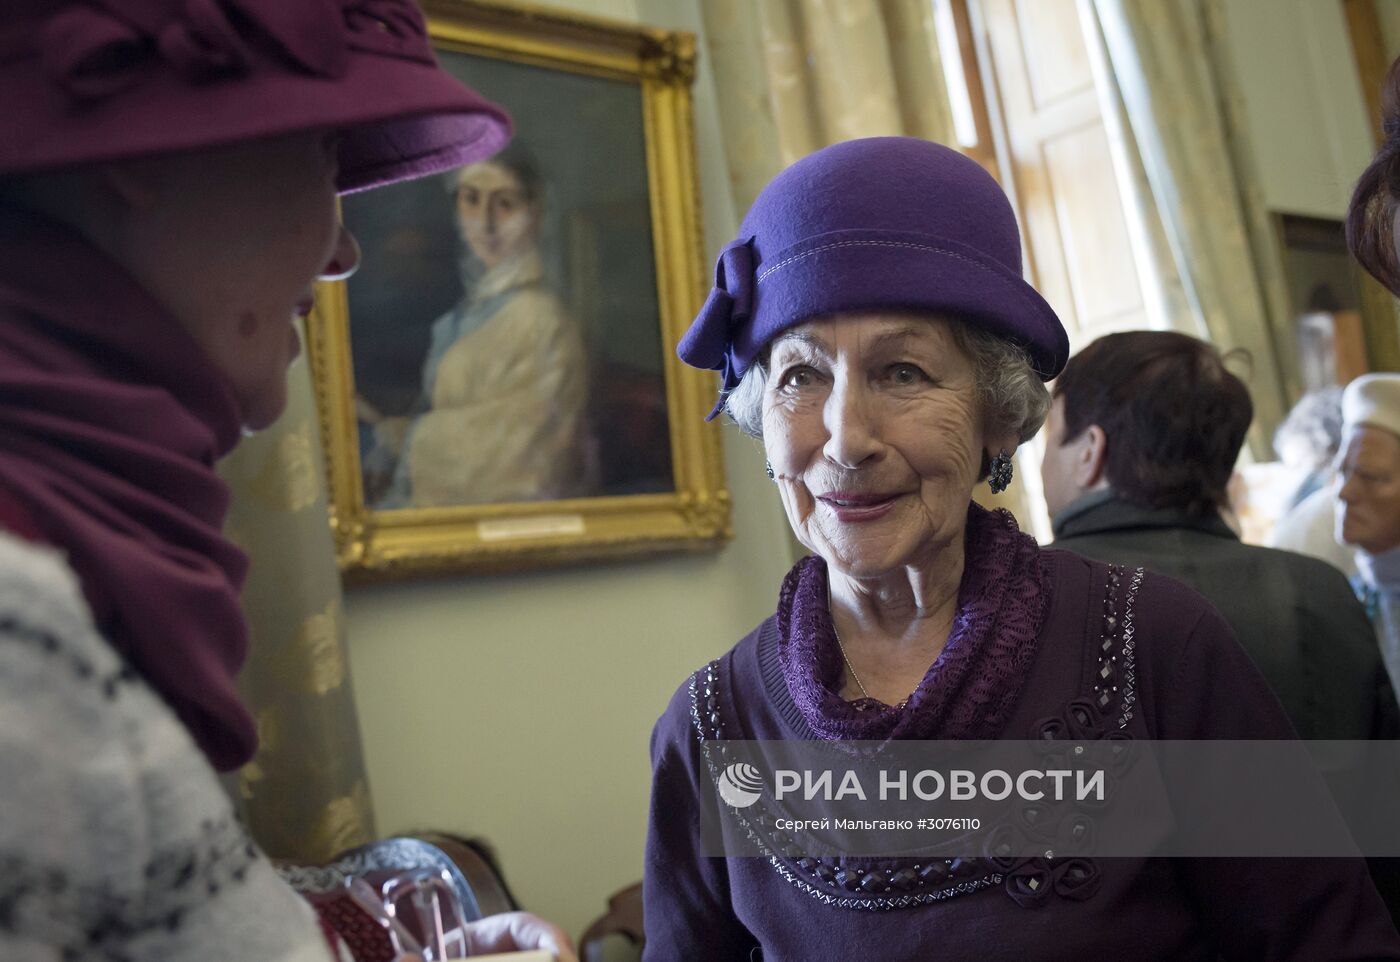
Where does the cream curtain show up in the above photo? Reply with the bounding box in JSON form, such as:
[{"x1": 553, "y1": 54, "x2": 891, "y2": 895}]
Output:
[
  {"x1": 1087, "y1": 0, "x2": 1296, "y2": 444},
  {"x1": 701, "y1": 0, "x2": 958, "y2": 216},
  {"x1": 220, "y1": 321, "x2": 377, "y2": 864},
  {"x1": 1080, "y1": 3, "x2": 1195, "y2": 337}
]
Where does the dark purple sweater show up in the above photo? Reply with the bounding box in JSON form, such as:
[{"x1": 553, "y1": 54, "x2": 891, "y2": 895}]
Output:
[{"x1": 643, "y1": 548, "x2": 1400, "y2": 961}]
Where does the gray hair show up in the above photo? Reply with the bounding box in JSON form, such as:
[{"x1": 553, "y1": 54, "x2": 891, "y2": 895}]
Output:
[
  {"x1": 722, "y1": 318, "x2": 1051, "y2": 458},
  {"x1": 1273, "y1": 386, "x2": 1344, "y2": 469}
]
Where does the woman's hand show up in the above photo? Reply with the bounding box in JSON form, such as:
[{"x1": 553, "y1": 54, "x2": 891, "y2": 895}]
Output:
[{"x1": 462, "y1": 911, "x2": 579, "y2": 961}]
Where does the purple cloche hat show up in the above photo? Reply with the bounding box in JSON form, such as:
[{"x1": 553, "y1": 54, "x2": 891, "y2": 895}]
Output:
[
  {"x1": 0, "y1": 0, "x2": 512, "y2": 194},
  {"x1": 678, "y1": 136, "x2": 1069, "y2": 419}
]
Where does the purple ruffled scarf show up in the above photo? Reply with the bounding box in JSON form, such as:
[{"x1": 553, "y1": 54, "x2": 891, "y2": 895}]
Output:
[{"x1": 777, "y1": 503, "x2": 1052, "y2": 741}]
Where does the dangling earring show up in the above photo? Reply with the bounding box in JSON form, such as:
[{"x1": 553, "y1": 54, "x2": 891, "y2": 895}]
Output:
[
  {"x1": 988, "y1": 450, "x2": 1013, "y2": 493},
  {"x1": 765, "y1": 460, "x2": 776, "y2": 481}
]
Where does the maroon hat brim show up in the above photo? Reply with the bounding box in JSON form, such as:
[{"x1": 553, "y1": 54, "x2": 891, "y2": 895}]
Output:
[{"x1": 0, "y1": 18, "x2": 511, "y2": 192}]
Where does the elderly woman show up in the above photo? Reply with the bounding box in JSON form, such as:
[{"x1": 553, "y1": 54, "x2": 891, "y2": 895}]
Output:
[
  {"x1": 643, "y1": 137, "x2": 1399, "y2": 960},
  {"x1": 0, "y1": 2, "x2": 574, "y2": 960}
]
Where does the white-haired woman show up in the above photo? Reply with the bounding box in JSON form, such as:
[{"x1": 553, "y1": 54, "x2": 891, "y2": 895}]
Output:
[{"x1": 642, "y1": 136, "x2": 1399, "y2": 960}]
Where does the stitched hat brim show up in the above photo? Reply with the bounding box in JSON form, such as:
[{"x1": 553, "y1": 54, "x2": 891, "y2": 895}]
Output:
[{"x1": 733, "y1": 229, "x2": 1070, "y2": 381}]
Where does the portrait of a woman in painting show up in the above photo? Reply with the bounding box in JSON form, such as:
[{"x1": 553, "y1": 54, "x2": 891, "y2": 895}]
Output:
[
  {"x1": 319, "y1": 32, "x2": 709, "y2": 577},
  {"x1": 361, "y1": 145, "x2": 591, "y2": 508}
]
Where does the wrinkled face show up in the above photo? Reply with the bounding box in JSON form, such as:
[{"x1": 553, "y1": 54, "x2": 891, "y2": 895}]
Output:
[
  {"x1": 127, "y1": 130, "x2": 357, "y2": 431},
  {"x1": 455, "y1": 161, "x2": 538, "y2": 270},
  {"x1": 1336, "y1": 425, "x2": 1400, "y2": 553},
  {"x1": 1039, "y1": 396, "x2": 1085, "y2": 518},
  {"x1": 762, "y1": 312, "x2": 1011, "y2": 578}
]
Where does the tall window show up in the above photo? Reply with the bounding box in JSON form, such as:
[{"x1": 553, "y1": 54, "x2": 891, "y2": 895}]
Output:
[
  {"x1": 933, "y1": 0, "x2": 998, "y2": 175},
  {"x1": 937, "y1": 0, "x2": 1164, "y2": 535},
  {"x1": 950, "y1": 0, "x2": 1159, "y2": 347}
]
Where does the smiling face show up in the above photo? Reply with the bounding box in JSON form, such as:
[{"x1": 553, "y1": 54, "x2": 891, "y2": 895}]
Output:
[
  {"x1": 455, "y1": 160, "x2": 539, "y2": 270},
  {"x1": 762, "y1": 312, "x2": 1014, "y2": 578},
  {"x1": 1336, "y1": 424, "x2": 1400, "y2": 553}
]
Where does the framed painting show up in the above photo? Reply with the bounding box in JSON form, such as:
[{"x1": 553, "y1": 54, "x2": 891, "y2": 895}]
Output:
[
  {"x1": 1271, "y1": 213, "x2": 1395, "y2": 393},
  {"x1": 307, "y1": 0, "x2": 729, "y2": 580}
]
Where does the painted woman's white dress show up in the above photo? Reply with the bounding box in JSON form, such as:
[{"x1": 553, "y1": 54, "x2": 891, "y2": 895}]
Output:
[{"x1": 383, "y1": 251, "x2": 587, "y2": 507}]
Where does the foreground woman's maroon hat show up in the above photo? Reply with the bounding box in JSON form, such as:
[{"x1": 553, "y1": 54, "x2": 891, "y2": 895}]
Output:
[
  {"x1": 0, "y1": 0, "x2": 512, "y2": 193},
  {"x1": 678, "y1": 137, "x2": 1069, "y2": 419}
]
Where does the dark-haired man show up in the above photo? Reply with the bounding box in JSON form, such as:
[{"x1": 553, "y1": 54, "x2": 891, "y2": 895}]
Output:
[{"x1": 1042, "y1": 330, "x2": 1397, "y2": 741}]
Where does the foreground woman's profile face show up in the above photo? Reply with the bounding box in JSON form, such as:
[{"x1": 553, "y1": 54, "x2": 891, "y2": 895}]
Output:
[
  {"x1": 762, "y1": 312, "x2": 1000, "y2": 578},
  {"x1": 116, "y1": 129, "x2": 357, "y2": 432}
]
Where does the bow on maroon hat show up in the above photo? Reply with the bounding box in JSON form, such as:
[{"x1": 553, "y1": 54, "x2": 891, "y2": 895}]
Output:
[
  {"x1": 38, "y1": 0, "x2": 422, "y2": 101},
  {"x1": 677, "y1": 237, "x2": 757, "y2": 421}
]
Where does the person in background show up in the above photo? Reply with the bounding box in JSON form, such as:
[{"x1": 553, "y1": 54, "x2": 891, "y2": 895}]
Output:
[
  {"x1": 1041, "y1": 330, "x2": 1396, "y2": 741},
  {"x1": 1269, "y1": 386, "x2": 1357, "y2": 578},
  {"x1": 1346, "y1": 53, "x2": 1400, "y2": 699},
  {"x1": 0, "y1": 1, "x2": 575, "y2": 959},
  {"x1": 1336, "y1": 374, "x2": 1400, "y2": 693},
  {"x1": 1275, "y1": 386, "x2": 1346, "y2": 508}
]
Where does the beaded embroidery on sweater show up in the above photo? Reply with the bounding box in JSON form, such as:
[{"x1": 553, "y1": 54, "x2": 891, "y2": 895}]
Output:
[
  {"x1": 687, "y1": 507, "x2": 1147, "y2": 911},
  {"x1": 0, "y1": 532, "x2": 332, "y2": 962}
]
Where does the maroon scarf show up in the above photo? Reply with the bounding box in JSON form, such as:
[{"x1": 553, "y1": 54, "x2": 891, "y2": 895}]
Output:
[
  {"x1": 0, "y1": 205, "x2": 256, "y2": 770},
  {"x1": 778, "y1": 503, "x2": 1052, "y2": 741}
]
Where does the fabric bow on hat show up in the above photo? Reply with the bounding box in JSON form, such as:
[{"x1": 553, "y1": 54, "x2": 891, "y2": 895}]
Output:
[
  {"x1": 676, "y1": 237, "x2": 757, "y2": 420},
  {"x1": 344, "y1": 0, "x2": 433, "y2": 62},
  {"x1": 3, "y1": 0, "x2": 510, "y2": 195},
  {"x1": 41, "y1": 0, "x2": 350, "y2": 101}
]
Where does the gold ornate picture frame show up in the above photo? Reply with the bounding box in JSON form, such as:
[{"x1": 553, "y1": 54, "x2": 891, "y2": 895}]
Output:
[{"x1": 307, "y1": 0, "x2": 729, "y2": 581}]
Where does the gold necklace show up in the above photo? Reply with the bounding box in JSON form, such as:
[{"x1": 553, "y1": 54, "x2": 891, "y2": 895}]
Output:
[
  {"x1": 830, "y1": 604, "x2": 909, "y2": 710},
  {"x1": 831, "y1": 617, "x2": 873, "y2": 700}
]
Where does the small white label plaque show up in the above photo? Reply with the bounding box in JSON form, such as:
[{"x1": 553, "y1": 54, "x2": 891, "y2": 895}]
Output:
[{"x1": 477, "y1": 514, "x2": 586, "y2": 541}]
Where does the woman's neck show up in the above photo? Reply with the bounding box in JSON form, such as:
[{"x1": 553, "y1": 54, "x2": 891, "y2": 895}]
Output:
[
  {"x1": 472, "y1": 249, "x2": 543, "y2": 301},
  {"x1": 827, "y1": 542, "x2": 964, "y2": 703}
]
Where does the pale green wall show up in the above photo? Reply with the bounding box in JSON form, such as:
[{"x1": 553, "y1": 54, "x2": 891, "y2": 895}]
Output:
[
  {"x1": 1377, "y1": 0, "x2": 1400, "y2": 60},
  {"x1": 343, "y1": 0, "x2": 794, "y2": 942},
  {"x1": 1219, "y1": 0, "x2": 1374, "y2": 219}
]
